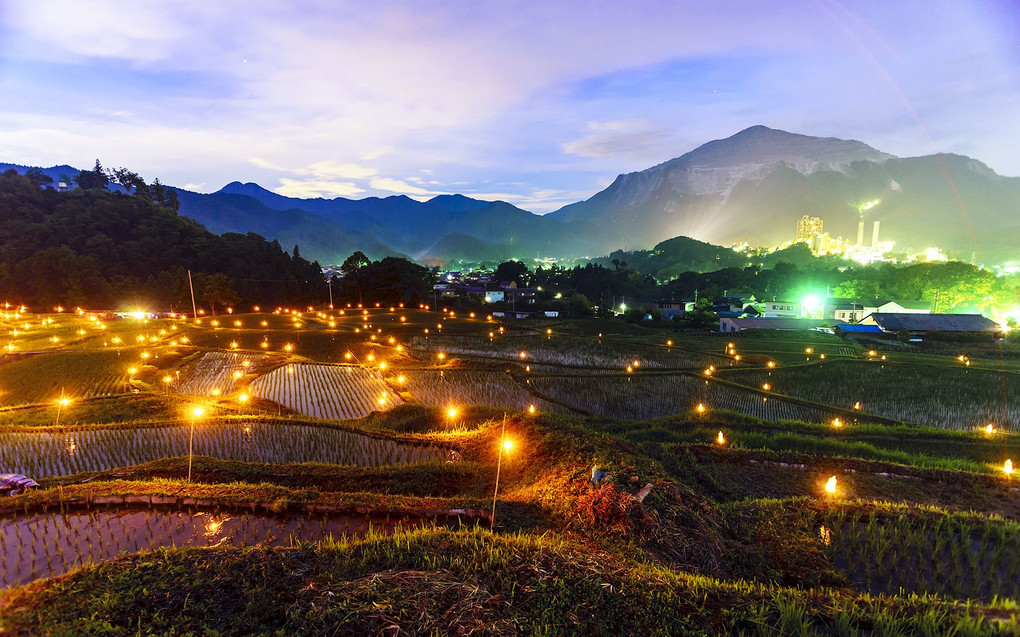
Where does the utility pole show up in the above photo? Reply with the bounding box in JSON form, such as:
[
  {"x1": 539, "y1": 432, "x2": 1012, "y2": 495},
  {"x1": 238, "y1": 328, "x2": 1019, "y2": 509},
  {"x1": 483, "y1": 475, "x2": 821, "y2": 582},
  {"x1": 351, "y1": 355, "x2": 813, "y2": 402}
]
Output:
[
  {"x1": 188, "y1": 269, "x2": 198, "y2": 318},
  {"x1": 328, "y1": 277, "x2": 333, "y2": 309}
]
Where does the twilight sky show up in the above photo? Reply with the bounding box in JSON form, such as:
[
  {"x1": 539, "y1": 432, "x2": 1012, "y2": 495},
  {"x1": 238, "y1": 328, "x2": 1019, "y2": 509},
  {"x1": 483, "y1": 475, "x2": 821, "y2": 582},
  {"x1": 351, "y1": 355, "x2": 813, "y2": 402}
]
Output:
[{"x1": 1, "y1": 1, "x2": 1018, "y2": 212}]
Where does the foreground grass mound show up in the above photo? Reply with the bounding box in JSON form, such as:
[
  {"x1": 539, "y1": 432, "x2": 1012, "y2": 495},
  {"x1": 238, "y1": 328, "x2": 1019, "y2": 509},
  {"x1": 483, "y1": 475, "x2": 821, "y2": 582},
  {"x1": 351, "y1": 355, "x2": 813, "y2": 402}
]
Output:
[{"x1": 2, "y1": 527, "x2": 1015, "y2": 636}]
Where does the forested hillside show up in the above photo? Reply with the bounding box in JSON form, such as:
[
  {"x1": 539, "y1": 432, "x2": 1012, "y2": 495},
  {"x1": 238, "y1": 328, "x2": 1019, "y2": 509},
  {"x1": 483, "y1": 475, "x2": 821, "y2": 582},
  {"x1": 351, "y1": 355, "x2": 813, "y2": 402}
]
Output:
[{"x1": 0, "y1": 170, "x2": 326, "y2": 310}]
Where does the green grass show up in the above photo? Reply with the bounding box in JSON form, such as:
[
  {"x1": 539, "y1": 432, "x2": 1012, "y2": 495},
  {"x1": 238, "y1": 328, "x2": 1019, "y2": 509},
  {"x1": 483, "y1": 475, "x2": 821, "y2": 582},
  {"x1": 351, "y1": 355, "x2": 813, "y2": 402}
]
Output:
[
  {"x1": 0, "y1": 350, "x2": 132, "y2": 405},
  {"x1": 2, "y1": 527, "x2": 1015, "y2": 636}
]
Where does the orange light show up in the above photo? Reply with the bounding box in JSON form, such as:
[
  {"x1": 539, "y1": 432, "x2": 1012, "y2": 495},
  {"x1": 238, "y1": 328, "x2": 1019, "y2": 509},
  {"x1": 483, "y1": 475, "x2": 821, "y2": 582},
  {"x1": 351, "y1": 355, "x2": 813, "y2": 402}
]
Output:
[
  {"x1": 1006, "y1": 459, "x2": 1014, "y2": 476},
  {"x1": 716, "y1": 431, "x2": 725, "y2": 445},
  {"x1": 825, "y1": 476, "x2": 837, "y2": 494}
]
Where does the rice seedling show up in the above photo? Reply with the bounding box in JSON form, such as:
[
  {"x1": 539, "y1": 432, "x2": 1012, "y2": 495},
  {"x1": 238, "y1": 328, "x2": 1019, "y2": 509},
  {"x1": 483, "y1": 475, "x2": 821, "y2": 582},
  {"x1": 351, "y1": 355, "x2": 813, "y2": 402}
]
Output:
[
  {"x1": 724, "y1": 361, "x2": 1020, "y2": 431},
  {"x1": 250, "y1": 363, "x2": 401, "y2": 420},
  {"x1": 0, "y1": 506, "x2": 441, "y2": 589},
  {"x1": 0, "y1": 420, "x2": 449, "y2": 477}
]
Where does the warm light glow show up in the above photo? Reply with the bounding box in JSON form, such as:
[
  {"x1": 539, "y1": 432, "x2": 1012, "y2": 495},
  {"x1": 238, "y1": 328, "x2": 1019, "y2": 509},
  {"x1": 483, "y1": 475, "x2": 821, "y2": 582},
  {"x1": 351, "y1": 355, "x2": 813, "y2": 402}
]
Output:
[
  {"x1": 767, "y1": 361, "x2": 775, "y2": 368},
  {"x1": 986, "y1": 424, "x2": 996, "y2": 435},
  {"x1": 503, "y1": 439, "x2": 513, "y2": 451},
  {"x1": 853, "y1": 401, "x2": 861, "y2": 410},
  {"x1": 666, "y1": 340, "x2": 673, "y2": 346},
  {"x1": 192, "y1": 407, "x2": 204, "y2": 417},
  {"x1": 447, "y1": 407, "x2": 457, "y2": 418},
  {"x1": 762, "y1": 383, "x2": 770, "y2": 391},
  {"x1": 696, "y1": 403, "x2": 706, "y2": 414},
  {"x1": 238, "y1": 393, "x2": 249, "y2": 403},
  {"x1": 1005, "y1": 459, "x2": 1014, "y2": 476},
  {"x1": 519, "y1": 351, "x2": 527, "y2": 359},
  {"x1": 825, "y1": 476, "x2": 837, "y2": 494},
  {"x1": 716, "y1": 430, "x2": 725, "y2": 445},
  {"x1": 832, "y1": 418, "x2": 842, "y2": 428},
  {"x1": 528, "y1": 404, "x2": 535, "y2": 414}
]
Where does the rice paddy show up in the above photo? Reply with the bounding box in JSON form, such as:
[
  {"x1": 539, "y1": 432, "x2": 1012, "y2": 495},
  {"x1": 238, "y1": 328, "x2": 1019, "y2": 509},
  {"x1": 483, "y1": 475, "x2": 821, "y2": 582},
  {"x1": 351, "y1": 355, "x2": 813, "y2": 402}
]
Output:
[
  {"x1": 1, "y1": 505, "x2": 456, "y2": 589},
  {"x1": 530, "y1": 373, "x2": 840, "y2": 422},
  {"x1": 175, "y1": 351, "x2": 273, "y2": 396},
  {"x1": 0, "y1": 420, "x2": 451, "y2": 477},
  {"x1": 0, "y1": 350, "x2": 130, "y2": 406},
  {"x1": 723, "y1": 360, "x2": 1020, "y2": 430},
  {"x1": 250, "y1": 363, "x2": 401, "y2": 420},
  {"x1": 399, "y1": 370, "x2": 562, "y2": 412}
]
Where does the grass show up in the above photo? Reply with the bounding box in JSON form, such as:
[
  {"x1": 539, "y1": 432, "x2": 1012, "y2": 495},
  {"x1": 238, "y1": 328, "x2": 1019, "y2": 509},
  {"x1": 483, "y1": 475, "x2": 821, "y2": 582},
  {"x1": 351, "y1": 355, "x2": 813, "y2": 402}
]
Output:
[
  {"x1": 0, "y1": 350, "x2": 132, "y2": 406},
  {"x1": 2, "y1": 527, "x2": 1015, "y2": 636}
]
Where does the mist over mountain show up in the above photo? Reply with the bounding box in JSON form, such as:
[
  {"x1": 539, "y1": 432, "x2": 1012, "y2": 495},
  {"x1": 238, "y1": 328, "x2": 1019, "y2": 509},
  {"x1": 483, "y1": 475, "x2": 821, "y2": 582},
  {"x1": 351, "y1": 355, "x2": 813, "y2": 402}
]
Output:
[{"x1": 7, "y1": 125, "x2": 1019, "y2": 265}]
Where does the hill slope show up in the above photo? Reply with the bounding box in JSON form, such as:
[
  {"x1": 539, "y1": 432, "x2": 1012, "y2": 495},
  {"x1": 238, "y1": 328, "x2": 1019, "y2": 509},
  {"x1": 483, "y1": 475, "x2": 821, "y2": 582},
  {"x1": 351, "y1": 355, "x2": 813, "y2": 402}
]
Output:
[{"x1": 548, "y1": 126, "x2": 1020, "y2": 261}]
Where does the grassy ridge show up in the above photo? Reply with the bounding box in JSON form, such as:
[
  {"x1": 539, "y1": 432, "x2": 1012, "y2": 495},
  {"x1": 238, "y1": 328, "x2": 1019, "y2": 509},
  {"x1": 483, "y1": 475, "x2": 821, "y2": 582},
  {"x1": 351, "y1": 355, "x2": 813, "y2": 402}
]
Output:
[{"x1": 2, "y1": 527, "x2": 1015, "y2": 636}]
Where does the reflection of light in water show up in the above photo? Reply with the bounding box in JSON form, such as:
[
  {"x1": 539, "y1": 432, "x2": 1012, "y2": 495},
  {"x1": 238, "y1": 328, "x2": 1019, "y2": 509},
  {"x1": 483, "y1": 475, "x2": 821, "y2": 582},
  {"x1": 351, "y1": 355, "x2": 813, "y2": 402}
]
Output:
[
  {"x1": 205, "y1": 515, "x2": 228, "y2": 540},
  {"x1": 818, "y1": 525, "x2": 831, "y2": 546}
]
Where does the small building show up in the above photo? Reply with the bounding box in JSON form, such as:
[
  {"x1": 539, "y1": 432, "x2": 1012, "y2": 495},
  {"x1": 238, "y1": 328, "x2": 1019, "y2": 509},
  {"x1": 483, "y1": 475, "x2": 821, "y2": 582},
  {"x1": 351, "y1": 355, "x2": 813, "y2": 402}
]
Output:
[
  {"x1": 655, "y1": 299, "x2": 694, "y2": 320},
  {"x1": 859, "y1": 313, "x2": 999, "y2": 334},
  {"x1": 719, "y1": 317, "x2": 837, "y2": 333},
  {"x1": 825, "y1": 298, "x2": 931, "y2": 323},
  {"x1": 833, "y1": 324, "x2": 887, "y2": 338},
  {"x1": 761, "y1": 300, "x2": 800, "y2": 318},
  {"x1": 484, "y1": 290, "x2": 505, "y2": 303}
]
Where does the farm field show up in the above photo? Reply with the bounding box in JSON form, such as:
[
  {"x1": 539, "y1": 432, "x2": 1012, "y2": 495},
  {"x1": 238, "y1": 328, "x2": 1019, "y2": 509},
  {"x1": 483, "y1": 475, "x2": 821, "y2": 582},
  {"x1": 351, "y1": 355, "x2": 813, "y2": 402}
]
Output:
[
  {"x1": 174, "y1": 350, "x2": 275, "y2": 396},
  {"x1": 250, "y1": 363, "x2": 402, "y2": 420},
  {"x1": 530, "y1": 373, "x2": 841, "y2": 423},
  {"x1": 2, "y1": 311, "x2": 1020, "y2": 634},
  {"x1": 1, "y1": 506, "x2": 445, "y2": 589},
  {"x1": 722, "y1": 360, "x2": 1020, "y2": 430},
  {"x1": 0, "y1": 350, "x2": 130, "y2": 406},
  {"x1": 399, "y1": 370, "x2": 563, "y2": 413},
  {"x1": 410, "y1": 333, "x2": 722, "y2": 369},
  {"x1": 0, "y1": 419, "x2": 450, "y2": 477}
]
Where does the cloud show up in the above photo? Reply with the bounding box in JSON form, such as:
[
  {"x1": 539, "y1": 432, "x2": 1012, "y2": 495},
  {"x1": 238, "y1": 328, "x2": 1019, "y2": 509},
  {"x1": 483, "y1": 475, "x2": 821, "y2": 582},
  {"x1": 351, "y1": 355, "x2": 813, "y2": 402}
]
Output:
[
  {"x1": 307, "y1": 160, "x2": 377, "y2": 180},
  {"x1": 369, "y1": 177, "x2": 440, "y2": 197},
  {"x1": 562, "y1": 119, "x2": 677, "y2": 160},
  {"x1": 275, "y1": 178, "x2": 364, "y2": 199}
]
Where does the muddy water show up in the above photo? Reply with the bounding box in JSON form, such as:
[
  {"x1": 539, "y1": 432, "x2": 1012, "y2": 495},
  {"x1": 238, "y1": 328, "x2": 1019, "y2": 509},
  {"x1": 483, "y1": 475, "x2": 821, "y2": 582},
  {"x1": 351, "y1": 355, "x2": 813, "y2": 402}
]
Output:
[{"x1": 0, "y1": 506, "x2": 467, "y2": 589}]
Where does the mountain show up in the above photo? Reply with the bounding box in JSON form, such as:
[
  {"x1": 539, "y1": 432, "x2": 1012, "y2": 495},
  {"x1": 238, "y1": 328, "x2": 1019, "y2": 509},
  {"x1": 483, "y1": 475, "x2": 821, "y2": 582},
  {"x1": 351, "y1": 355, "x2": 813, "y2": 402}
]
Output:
[
  {"x1": 547, "y1": 125, "x2": 1020, "y2": 261},
  {"x1": 177, "y1": 183, "x2": 600, "y2": 263},
  {"x1": 0, "y1": 163, "x2": 80, "y2": 187},
  {"x1": 7, "y1": 126, "x2": 1019, "y2": 265}
]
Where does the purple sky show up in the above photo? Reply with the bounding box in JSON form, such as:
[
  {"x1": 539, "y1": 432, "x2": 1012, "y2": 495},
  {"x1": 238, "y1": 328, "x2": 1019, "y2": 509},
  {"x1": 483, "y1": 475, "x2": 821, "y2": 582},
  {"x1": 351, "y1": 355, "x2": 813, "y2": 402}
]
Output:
[{"x1": 1, "y1": 1, "x2": 1017, "y2": 212}]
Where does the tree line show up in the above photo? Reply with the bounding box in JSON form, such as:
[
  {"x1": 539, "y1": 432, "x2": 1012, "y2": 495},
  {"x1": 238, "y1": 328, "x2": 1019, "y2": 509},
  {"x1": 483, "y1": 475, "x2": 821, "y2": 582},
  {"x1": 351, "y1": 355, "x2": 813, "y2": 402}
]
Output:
[{"x1": 0, "y1": 169, "x2": 326, "y2": 310}]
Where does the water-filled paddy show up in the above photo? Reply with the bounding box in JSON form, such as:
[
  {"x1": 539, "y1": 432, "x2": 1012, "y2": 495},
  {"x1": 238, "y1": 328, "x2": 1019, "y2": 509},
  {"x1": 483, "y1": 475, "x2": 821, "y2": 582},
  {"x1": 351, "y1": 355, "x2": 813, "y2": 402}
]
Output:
[
  {"x1": 0, "y1": 422, "x2": 454, "y2": 477},
  {"x1": 1, "y1": 506, "x2": 468, "y2": 588}
]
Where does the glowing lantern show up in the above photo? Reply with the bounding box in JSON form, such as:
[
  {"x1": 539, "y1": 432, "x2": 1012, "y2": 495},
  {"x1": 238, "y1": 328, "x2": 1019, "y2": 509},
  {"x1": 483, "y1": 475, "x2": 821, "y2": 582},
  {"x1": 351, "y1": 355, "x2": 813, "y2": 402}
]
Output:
[
  {"x1": 696, "y1": 403, "x2": 706, "y2": 415},
  {"x1": 825, "y1": 476, "x2": 837, "y2": 494},
  {"x1": 716, "y1": 431, "x2": 725, "y2": 445},
  {"x1": 1005, "y1": 459, "x2": 1014, "y2": 476}
]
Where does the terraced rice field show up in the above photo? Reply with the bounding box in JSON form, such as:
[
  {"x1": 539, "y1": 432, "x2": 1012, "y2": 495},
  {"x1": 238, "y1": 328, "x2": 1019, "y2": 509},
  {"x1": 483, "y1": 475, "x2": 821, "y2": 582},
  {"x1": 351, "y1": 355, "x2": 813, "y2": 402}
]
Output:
[
  {"x1": 818, "y1": 509, "x2": 1020, "y2": 602},
  {"x1": 175, "y1": 351, "x2": 273, "y2": 396},
  {"x1": 410, "y1": 335, "x2": 719, "y2": 369},
  {"x1": 530, "y1": 374, "x2": 839, "y2": 422},
  {"x1": 250, "y1": 363, "x2": 401, "y2": 420},
  {"x1": 0, "y1": 351, "x2": 129, "y2": 406},
  {"x1": 0, "y1": 507, "x2": 452, "y2": 589},
  {"x1": 400, "y1": 370, "x2": 562, "y2": 412},
  {"x1": 723, "y1": 361, "x2": 1020, "y2": 430},
  {"x1": 0, "y1": 421, "x2": 451, "y2": 477}
]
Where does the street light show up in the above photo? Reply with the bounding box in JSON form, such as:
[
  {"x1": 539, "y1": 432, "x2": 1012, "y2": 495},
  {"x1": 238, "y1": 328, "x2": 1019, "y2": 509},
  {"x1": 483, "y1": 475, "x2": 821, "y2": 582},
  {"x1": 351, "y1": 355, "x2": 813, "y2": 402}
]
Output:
[
  {"x1": 491, "y1": 415, "x2": 515, "y2": 531},
  {"x1": 54, "y1": 395, "x2": 71, "y2": 427},
  {"x1": 187, "y1": 407, "x2": 204, "y2": 482}
]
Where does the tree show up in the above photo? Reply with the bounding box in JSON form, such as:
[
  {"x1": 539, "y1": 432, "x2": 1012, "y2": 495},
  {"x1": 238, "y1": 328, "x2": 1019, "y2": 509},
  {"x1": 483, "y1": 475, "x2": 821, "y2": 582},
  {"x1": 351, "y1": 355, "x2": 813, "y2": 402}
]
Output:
[
  {"x1": 494, "y1": 260, "x2": 529, "y2": 286},
  {"x1": 112, "y1": 167, "x2": 142, "y2": 196},
  {"x1": 25, "y1": 168, "x2": 53, "y2": 188},
  {"x1": 341, "y1": 251, "x2": 372, "y2": 304},
  {"x1": 201, "y1": 273, "x2": 240, "y2": 316},
  {"x1": 74, "y1": 160, "x2": 110, "y2": 191}
]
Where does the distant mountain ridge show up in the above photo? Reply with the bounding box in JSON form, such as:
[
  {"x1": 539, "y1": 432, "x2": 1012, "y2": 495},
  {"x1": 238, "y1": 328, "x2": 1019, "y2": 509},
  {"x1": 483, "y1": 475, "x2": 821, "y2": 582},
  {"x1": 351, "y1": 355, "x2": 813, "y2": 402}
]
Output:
[
  {"x1": 6, "y1": 125, "x2": 1019, "y2": 264},
  {"x1": 545, "y1": 126, "x2": 1020, "y2": 261}
]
